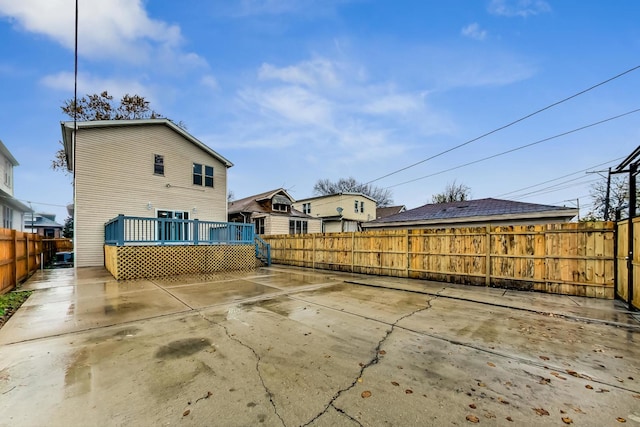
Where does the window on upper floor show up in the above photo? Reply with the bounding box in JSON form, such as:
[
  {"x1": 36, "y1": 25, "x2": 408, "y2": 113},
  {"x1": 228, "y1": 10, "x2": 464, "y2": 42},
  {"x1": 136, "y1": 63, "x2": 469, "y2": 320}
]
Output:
[
  {"x1": 273, "y1": 203, "x2": 288, "y2": 212},
  {"x1": 4, "y1": 159, "x2": 11, "y2": 187},
  {"x1": 302, "y1": 203, "x2": 311, "y2": 214},
  {"x1": 154, "y1": 154, "x2": 164, "y2": 175},
  {"x1": 354, "y1": 200, "x2": 359, "y2": 213},
  {"x1": 360, "y1": 201, "x2": 364, "y2": 213},
  {"x1": 193, "y1": 163, "x2": 214, "y2": 188}
]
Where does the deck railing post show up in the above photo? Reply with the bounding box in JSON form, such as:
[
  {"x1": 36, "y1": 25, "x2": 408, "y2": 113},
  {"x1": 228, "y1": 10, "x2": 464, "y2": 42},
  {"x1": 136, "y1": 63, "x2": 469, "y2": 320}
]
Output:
[
  {"x1": 193, "y1": 219, "x2": 199, "y2": 245},
  {"x1": 117, "y1": 214, "x2": 125, "y2": 246}
]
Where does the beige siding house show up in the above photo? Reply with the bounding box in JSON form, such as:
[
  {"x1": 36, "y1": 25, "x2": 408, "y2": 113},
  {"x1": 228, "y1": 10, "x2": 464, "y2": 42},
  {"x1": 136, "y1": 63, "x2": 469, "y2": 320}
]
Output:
[
  {"x1": 228, "y1": 189, "x2": 322, "y2": 235},
  {"x1": 293, "y1": 193, "x2": 377, "y2": 232},
  {"x1": 62, "y1": 119, "x2": 233, "y2": 267},
  {"x1": 0, "y1": 139, "x2": 29, "y2": 230}
]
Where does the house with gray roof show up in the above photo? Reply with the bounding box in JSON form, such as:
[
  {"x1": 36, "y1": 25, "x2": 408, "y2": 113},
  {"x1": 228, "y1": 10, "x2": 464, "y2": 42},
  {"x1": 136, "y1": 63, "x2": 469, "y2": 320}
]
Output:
[
  {"x1": 362, "y1": 198, "x2": 578, "y2": 230},
  {"x1": 24, "y1": 212, "x2": 64, "y2": 238},
  {"x1": 228, "y1": 189, "x2": 322, "y2": 235}
]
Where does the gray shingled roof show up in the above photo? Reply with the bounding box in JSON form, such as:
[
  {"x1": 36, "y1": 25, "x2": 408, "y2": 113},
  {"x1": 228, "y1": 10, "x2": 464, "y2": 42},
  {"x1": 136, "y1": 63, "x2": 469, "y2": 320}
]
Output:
[{"x1": 368, "y1": 198, "x2": 577, "y2": 224}]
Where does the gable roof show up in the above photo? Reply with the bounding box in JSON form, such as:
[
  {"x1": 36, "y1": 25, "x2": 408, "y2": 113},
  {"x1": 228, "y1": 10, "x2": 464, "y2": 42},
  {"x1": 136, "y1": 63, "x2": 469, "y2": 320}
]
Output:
[
  {"x1": 228, "y1": 188, "x2": 296, "y2": 214},
  {"x1": 61, "y1": 119, "x2": 233, "y2": 172},
  {"x1": 376, "y1": 205, "x2": 406, "y2": 219},
  {"x1": 364, "y1": 198, "x2": 577, "y2": 228},
  {"x1": 0, "y1": 139, "x2": 19, "y2": 166},
  {"x1": 296, "y1": 192, "x2": 377, "y2": 203}
]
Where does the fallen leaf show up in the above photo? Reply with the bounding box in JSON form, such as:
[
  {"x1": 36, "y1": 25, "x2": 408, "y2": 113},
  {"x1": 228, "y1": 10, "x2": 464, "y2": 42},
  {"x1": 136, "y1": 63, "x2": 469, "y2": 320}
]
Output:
[
  {"x1": 506, "y1": 416, "x2": 513, "y2": 422},
  {"x1": 615, "y1": 355, "x2": 623, "y2": 359},
  {"x1": 633, "y1": 394, "x2": 640, "y2": 399},
  {"x1": 498, "y1": 397, "x2": 510, "y2": 405},
  {"x1": 379, "y1": 350, "x2": 386, "y2": 355},
  {"x1": 183, "y1": 410, "x2": 191, "y2": 417},
  {"x1": 562, "y1": 417, "x2": 573, "y2": 424},
  {"x1": 466, "y1": 414, "x2": 480, "y2": 423},
  {"x1": 596, "y1": 388, "x2": 610, "y2": 393},
  {"x1": 358, "y1": 362, "x2": 364, "y2": 367},
  {"x1": 487, "y1": 362, "x2": 496, "y2": 367},
  {"x1": 477, "y1": 382, "x2": 486, "y2": 387},
  {"x1": 533, "y1": 408, "x2": 550, "y2": 416},
  {"x1": 539, "y1": 355, "x2": 550, "y2": 360},
  {"x1": 560, "y1": 410, "x2": 566, "y2": 414},
  {"x1": 617, "y1": 417, "x2": 626, "y2": 423},
  {"x1": 405, "y1": 389, "x2": 413, "y2": 394},
  {"x1": 566, "y1": 370, "x2": 580, "y2": 378},
  {"x1": 585, "y1": 385, "x2": 594, "y2": 390},
  {"x1": 361, "y1": 391, "x2": 372, "y2": 398},
  {"x1": 357, "y1": 378, "x2": 363, "y2": 383},
  {"x1": 391, "y1": 381, "x2": 400, "y2": 387},
  {"x1": 469, "y1": 404, "x2": 477, "y2": 409},
  {"x1": 539, "y1": 378, "x2": 551, "y2": 385}
]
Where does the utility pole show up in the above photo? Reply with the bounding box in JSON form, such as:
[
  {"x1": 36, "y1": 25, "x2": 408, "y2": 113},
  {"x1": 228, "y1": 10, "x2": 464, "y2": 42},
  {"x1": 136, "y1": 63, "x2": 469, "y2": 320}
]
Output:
[
  {"x1": 576, "y1": 198, "x2": 580, "y2": 221},
  {"x1": 604, "y1": 168, "x2": 611, "y2": 220}
]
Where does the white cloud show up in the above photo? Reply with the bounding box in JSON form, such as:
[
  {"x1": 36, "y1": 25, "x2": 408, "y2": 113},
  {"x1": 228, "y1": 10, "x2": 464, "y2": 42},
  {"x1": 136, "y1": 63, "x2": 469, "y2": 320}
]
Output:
[
  {"x1": 258, "y1": 58, "x2": 341, "y2": 88},
  {"x1": 40, "y1": 71, "x2": 154, "y2": 102},
  {"x1": 488, "y1": 0, "x2": 551, "y2": 17},
  {"x1": 200, "y1": 75, "x2": 219, "y2": 91},
  {"x1": 0, "y1": 0, "x2": 198, "y2": 66},
  {"x1": 461, "y1": 23, "x2": 487, "y2": 41},
  {"x1": 230, "y1": 0, "x2": 350, "y2": 16},
  {"x1": 362, "y1": 94, "x2": 422, "y2": 115}
]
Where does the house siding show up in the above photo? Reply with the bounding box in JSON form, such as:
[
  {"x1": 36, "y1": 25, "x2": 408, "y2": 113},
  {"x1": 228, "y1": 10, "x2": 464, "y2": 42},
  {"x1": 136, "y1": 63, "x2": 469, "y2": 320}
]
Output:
[
  {"x1": 74, "y1": 124, "x2": 228, "y2": 267},
  {"x1": 294, "y1": 194, "x2": 376, "y2": 222},
  {"x1": 0, "y1": 153, "x2": 13, "y2": 196}
]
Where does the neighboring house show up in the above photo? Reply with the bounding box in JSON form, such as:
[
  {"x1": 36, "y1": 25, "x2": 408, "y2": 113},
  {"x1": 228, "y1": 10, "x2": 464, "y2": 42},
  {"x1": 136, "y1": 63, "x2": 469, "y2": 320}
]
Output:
[
  {"x1": 0, "y1": 139, "x2": 29, "y2": 231},
  {"x1": 293, "y1": 193, "x2": 377, "y2": 232},
  {"x1": 228, "y1": 189, "x2": 322, "y2": 235},
  {"x1": 363, "y1": 198, "x2": 578, "y2": 230},
  {"x1": 62, "y1": 119, "x2": 233, "y2": 267},
  {"x1": 376, "y1": 205, "x2": 406, "y2": 219},
  {"x1": 24, "y1": 212, "x2": 64, "y2": 238}
]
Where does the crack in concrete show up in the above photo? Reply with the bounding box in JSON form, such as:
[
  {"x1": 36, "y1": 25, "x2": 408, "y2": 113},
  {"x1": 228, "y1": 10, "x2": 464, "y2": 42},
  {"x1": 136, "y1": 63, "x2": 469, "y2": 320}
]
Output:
[
  {"x1": 345, "y1": 280, "x2": 640, "y2": 331},
  {"x1": 198, "y1": 312, "x2": 287, "y2": 427},
  {"x1": 300, "y1": 299, "x2": 435, "y2": 427},
  {"x1": 331, "y1": 403, "x2": 364, "y2": 426}
]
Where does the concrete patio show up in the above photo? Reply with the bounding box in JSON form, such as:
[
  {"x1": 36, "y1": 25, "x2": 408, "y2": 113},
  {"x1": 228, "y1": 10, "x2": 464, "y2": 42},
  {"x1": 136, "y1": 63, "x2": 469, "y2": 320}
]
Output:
[{"x1": 1, "y1": 266, "x2": 639, "y2": 426}]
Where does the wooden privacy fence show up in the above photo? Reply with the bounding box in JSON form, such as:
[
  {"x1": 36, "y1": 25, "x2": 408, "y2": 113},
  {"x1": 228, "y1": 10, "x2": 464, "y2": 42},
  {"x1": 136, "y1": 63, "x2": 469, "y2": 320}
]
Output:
[
  {"x1": 264, "y1": 222, "x2": 615, "y2": 298},
  {"x1": 616, "y1": 217, "x2": 640, "y2": 309},
  {"x1": 42, "y1": 238, "x2": 74, "y2": 266},
  {"x1": 0, "y1": 228, "x2": 43, "y2": 295}
]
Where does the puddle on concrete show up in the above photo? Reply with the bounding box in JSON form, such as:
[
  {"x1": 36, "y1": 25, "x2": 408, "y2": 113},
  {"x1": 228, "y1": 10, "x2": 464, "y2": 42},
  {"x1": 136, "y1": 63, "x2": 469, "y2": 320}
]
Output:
[
  {"x1": 104, "y1": 301, "x2": 146, "y2": 315},
  {"x1": 246, "y1": 298, "x2": 292, "y2": 318},
  {"x1": 65, "y1": 349, "x2": 91, "y2": 397},
  {"x1": 155, "y1": 338, "x2": 212, "y2": 359}
]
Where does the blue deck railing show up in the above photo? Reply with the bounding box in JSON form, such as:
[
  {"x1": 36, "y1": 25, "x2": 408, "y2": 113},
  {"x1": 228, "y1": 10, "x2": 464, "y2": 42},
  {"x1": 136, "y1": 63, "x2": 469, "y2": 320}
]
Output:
[{"x1": 105, "y1": 215, "x2": 255, "y2": 246}]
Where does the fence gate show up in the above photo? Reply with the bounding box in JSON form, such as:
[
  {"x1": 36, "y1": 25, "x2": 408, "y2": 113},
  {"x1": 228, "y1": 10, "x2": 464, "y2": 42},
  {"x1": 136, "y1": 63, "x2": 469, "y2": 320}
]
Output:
[{"x1": 616, "y1": 217, "x2": 640, "y2": 310}]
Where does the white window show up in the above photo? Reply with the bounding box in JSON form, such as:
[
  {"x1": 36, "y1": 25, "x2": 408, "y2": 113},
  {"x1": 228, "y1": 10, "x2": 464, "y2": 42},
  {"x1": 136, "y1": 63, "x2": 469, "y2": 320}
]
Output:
[
  {"x1": 193, "y1": 163, "x2": 214, "y2": 188},
  {"x1": 3, "y1": 206, "x2": 13, "y2": 229},
  {"x1": 4, "y1": 159, "x2": 11, "y2": 187},
  {"x1": 289, "y1": 219, "x2": 308, "y2": 234},
  {"x1": 302, "y1": 203, "x2": 311, "y2": 214}
]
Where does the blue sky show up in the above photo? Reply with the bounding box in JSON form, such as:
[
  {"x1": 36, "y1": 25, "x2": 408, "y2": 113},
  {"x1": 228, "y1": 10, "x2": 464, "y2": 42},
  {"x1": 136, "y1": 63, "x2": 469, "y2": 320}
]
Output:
[{"x1": 0, "y1": 0, "x2": 639, "y2": 222}]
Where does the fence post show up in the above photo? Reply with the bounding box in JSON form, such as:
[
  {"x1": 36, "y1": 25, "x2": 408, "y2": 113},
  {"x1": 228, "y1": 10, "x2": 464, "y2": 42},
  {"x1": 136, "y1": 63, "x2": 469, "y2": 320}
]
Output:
[
  {"x1": 351, "y1": 232, "x2": 355, "y2": 273},
  {"x1": 405, "y1": 229, "x2": 410, "y2": 278},
  {"x1": 25, "y1": 233, "x2": 30, "y2": 277},
  {"x1": 485, "y1": 225, "x2": 491, "y2": 286},
  {"x1": 193, "y1": 219, "x2": 199, "y2": 245},
  {"x1": 11, "y1": 229, "x2": 17, "y2": 287}
]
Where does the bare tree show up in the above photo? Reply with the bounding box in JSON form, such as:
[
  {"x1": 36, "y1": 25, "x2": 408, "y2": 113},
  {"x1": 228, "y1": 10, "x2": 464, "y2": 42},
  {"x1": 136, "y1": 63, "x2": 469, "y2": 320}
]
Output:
[
  {"x1": 431, "y1": 180, "x2": 471, "y2": 203},
  {"x1": 584, "y1": 175, "x2": 633, "y2": 221},
  {"x1": 52, "y1": 91, "x2": 176, "y2": 172},
  {"x1": 313, "y1": 177, "x2": 393, "y2": 207}
]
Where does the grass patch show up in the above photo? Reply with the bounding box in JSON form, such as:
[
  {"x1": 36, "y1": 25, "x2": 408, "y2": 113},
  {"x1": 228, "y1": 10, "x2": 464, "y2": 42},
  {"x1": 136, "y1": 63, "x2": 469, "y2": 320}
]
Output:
[{"x1": 0, "y1": 290, "x2": 32, "y2": 326}]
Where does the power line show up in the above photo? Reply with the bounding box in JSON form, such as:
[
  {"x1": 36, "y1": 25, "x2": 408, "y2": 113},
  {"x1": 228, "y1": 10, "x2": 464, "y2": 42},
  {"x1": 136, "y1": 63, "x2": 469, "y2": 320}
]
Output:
[
  {"x1": 495, "y1": 156, "x2": 625, "y2": 198},
  {"x1": 384, "y1": 108, "x2": 640, "y2": 189},
  {"x1": 365, "y1": 64, "x2": 640, "y2": 185}
]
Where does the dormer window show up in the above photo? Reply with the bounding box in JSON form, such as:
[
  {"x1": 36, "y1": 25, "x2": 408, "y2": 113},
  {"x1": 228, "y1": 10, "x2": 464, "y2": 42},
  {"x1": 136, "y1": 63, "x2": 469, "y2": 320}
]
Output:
[{"x1": 272, "y1": 194, "x2": 291, "y2": 213}]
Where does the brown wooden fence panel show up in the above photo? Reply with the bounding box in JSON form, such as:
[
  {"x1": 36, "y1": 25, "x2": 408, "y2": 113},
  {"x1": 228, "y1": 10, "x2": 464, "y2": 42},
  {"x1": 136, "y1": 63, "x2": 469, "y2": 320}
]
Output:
[
  {"x1": 616, "y1": 217, "x2": 640, "y2": 309},
  {"x1": 0, "y1": 228, "x2": 43, "y2": 295},
  {"x1": 264, "y1": 221, "x2": 616, "y2": 299}
]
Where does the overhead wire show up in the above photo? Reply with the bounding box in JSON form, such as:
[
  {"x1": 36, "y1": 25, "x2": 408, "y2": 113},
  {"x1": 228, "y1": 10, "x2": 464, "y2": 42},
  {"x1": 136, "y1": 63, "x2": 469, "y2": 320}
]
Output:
[
  {"x1": 383, "y1": 108, "x2": 640, "y2": 189},
  {"x1": 365, "y1": 64, "x2": 640, "y2": 185}
]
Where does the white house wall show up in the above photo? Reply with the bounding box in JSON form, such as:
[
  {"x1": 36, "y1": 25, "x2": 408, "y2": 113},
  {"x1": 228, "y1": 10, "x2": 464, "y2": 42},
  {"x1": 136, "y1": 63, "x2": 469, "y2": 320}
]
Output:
[{"x1": 74, "y1": 124, "x2": 228, "y2": 267}]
